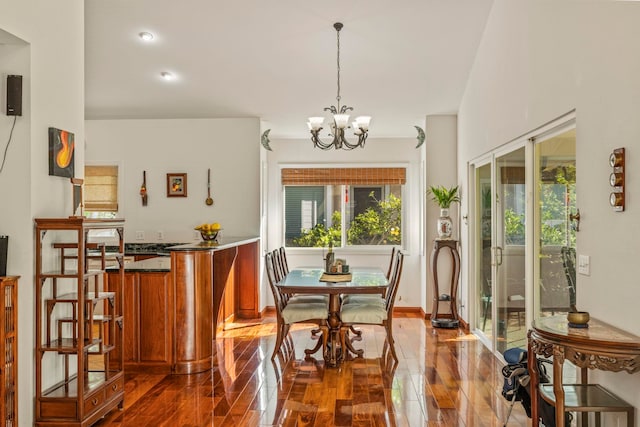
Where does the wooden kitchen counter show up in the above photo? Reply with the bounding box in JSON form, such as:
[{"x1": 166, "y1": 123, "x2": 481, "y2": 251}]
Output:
[{"x1": 107, "y1": 237, "x2": 259, "y2": 374}]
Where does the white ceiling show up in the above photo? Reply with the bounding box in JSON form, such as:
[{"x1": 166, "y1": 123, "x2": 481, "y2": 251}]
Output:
[{"x1": 84, "y1": 0, "x2": 493, "y2": 139}]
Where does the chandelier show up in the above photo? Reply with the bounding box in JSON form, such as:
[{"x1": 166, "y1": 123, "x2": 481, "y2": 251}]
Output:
[{"x1": 308, "y1": 22, "x2": 371, "y2": 150}]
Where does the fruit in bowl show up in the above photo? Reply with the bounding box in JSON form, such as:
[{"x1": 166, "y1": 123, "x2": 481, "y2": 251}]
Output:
[{"x1": 195, "y1": 223, "x2": 222, "y2": 242}]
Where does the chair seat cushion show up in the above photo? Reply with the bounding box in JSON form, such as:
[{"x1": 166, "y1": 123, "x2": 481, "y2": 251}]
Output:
[
  {"x1": 281, "y1": 301, "x2": 328, "y2": 324},
  {"x1": 342, "y1": 294, "x2": 385, "y2": 306},
  {"x1": 288, "y1": 294, "x2": 330, "y2": 304},
  {"x1": 340, "y1": 302, "x2": 387, "y2": 324}
]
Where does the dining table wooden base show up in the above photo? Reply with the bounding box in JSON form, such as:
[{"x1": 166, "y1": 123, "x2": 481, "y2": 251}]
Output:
[{"x1": 303, "y1": 325, "x2": 329, "y2": 358}]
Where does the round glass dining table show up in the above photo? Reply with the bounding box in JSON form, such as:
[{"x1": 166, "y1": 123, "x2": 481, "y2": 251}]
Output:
[{"x1": 276, "y1": 267, "x2": 388, "y2": 366}]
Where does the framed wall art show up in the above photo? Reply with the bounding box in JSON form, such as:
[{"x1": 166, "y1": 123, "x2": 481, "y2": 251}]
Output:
[
  {"x1": 167, "y1": 173, "x2": 187, "y2": 197},
  {"x1": 48, "y1": 127, "x2": 75, "y2": 178}
]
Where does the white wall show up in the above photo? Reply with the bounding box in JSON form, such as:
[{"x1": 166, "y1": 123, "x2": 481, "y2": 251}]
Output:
[
  {"x1": 459, "y1": 0, "x2": 640, "y2": 415},
  {"x1": 264, "y1": 136, "x2": 425, "y2": 312},
  {"x1": 425, "y1": 115, "x2": 459, "y2": 319},
  {"x1": 85, "y1": 118, "x2": 261, "y2": 242},
  {"x1": 0, "y1": 1, "x2": 85, "y2": 424}
]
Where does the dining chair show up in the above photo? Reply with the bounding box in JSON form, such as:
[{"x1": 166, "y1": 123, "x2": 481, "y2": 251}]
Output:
[
  {"x1": 270, "y1": 247, "x2": 328, "y2": 305},
  {"x1": 265, "y1": 252, "x2": 329, "y2": 360},
  {"x1": 339, "y1": 250, "x2": 404, "y2": 362},
  {"x1": 341, "y1": 246, "x2": 397, "y2": 306}
]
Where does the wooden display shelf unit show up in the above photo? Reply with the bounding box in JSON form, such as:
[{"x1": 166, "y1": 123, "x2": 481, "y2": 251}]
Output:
[
  {"x1": 35, "y1": 218, "x2": 125, "y2": 427},
  {"x1": 1, "y1": 275, "x2": 19, "y2": 426}
]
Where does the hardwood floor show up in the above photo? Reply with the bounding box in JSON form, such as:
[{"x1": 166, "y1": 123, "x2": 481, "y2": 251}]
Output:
[{"x1": 94, "y1": 313, "x2": 531, "y2": 426}]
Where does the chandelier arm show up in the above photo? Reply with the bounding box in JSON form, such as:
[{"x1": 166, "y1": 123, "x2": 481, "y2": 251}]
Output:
[
  {"x1": 340, "y1": 132, "x2": 366, "y2": 150},
  {"x1": 311, "y1": 130, "x2": 337, "y2": 150}
]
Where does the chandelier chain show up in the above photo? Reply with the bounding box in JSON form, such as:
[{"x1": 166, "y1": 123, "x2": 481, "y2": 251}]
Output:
[{"x1": 336, "y1": 26, "x2": 341, "y2": 105}]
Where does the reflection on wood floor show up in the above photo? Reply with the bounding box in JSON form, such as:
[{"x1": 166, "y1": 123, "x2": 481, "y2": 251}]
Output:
[{"x1": 94, "y1": 313, "x2": 530, "y2": 426}]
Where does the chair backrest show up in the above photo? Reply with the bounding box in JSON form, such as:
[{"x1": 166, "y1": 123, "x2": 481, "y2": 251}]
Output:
[
  {"x1": 385, "y1": 247, "x2": 397, "y2": 280},
  {"x1": 278, "y1": 246, "x2": 289, "y2": 275},
  {"x1": 265, "y1": 252, "x2": 286, "y2": 312},
  {"x1": 271, "y1": 249, "x2": 284, "y2": 282},
  {"x1": 385, "y1": 250, "x2": 404, "y2": 315}
]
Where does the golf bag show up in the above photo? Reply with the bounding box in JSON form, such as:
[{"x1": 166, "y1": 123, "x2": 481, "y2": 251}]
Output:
[{"x1": 501, "y1": 348, "x2": 572, "y2": 427}]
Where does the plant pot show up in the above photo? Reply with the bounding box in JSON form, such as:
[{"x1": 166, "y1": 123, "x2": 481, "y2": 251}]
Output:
[{"x1": 437, "y1": 208, "x2": 453, "y2": 239}]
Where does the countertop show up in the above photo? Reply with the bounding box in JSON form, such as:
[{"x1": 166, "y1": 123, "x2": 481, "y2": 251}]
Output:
[
  {"x1": 108, "y1": 237, "x2": 259, "y2": 272},
  {"x1": 167, "y1": 236, "x2": 259, "y2": 252}
]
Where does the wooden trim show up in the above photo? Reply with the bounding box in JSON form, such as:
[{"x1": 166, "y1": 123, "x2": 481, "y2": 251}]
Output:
[
  {"x1": 262, "y1": 306, "x2": 276, "y2": 317},
  {"x1": 392, "y1": 307, "x2": 425, "y2": 317}
]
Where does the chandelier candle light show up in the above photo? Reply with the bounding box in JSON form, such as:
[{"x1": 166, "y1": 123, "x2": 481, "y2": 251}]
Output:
[{"x1": 308, "y1": 22, "x2": 371, "y2": 150}]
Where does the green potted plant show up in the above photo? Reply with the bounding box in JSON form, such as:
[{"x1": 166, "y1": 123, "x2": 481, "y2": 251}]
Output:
[{"x1": 427, "y1": 185, "x2": 460, "y2": 239}]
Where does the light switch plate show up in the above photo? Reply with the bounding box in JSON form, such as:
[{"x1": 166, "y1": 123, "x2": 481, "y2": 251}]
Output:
[
  {"x1": 578, "y1": 254, "x2": 590, "y2": 276},
  {"x1": 135, "y1": 231, "x2": 145, "y2": 241}
]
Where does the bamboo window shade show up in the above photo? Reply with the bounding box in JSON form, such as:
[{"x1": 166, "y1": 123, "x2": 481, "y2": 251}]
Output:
[
  {"x1": 84, "y1": 165, "x2": 119, "y2": 211},
  {"x1": 281, "y1": 167, "x2": 406, "y2": 185},
  {"x1": 500, "y1": 167, "x2": 525, "y2": 184}
]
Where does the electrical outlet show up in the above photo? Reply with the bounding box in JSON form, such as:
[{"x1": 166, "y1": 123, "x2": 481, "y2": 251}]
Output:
[
  {"x1": 193, "y1": 230, "x2": 200, "y2": 240},
  {"x1": 157, "y1": 230, "x2": 164, "y2": 241},
  {"x1": 135, "y1": 231, "x2": 145, "y2": 240}
]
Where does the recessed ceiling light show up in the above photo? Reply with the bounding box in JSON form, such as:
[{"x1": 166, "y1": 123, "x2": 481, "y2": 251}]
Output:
[
  {"x1": 139, "y1": 32, "x2": 154, "y2": 41},
  {"x1": 160, "y1": 71, "x2": 174, "y2": 81}
]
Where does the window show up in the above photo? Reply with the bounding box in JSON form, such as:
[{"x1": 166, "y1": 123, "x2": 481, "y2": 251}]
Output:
[
  {"x1": 84, "y1": 165, "x2": 119, "y2": 218},
  {"x1": 282, "y1": 167, "x2": 405, "y2": 248}
]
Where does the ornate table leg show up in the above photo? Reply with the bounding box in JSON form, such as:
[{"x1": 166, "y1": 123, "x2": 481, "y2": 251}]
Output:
[{"x1": 324, "y1": 295, "x2": 343, "y2": 367}]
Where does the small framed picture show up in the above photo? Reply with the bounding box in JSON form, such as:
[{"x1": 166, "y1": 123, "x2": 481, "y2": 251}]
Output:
[{"x1": 167, "y1": 173, "x2": 187, "y2": 197}]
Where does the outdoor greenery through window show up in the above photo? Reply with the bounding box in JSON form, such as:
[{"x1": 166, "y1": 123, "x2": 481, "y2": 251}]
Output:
[
  {"x1": 282, "y1": 167, "x2": 405, "y2": 248},
  {"x1": 502, "y1": 164, "x2": 576, "y2": 247}
]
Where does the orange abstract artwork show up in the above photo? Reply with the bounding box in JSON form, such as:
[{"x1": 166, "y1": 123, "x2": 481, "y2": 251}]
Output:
[{"x1": 49, "y1": 127, "x2": 75, "y2": 178}]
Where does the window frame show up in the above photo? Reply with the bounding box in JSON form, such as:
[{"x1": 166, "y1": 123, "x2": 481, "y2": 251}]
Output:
[{"x1": 279, "y1": 164, "x2": 408, "y2": 254}]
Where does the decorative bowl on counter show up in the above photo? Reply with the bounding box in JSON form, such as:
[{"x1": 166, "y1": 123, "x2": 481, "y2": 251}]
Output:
[
  {"x1": 567, "y1": 311, "x2": 590, "y2": 326},
  {"x1": 194, "y1": 222, "x2": 222, "y2": 242},
  {"x1": 200, "y1": 230, "x2": 221, "y2": 242}
]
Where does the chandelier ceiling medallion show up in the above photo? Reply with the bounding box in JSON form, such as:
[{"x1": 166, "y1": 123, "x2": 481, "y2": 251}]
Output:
[{"x1": 308, "y1": 22, "x2": 371, "y2": 150}]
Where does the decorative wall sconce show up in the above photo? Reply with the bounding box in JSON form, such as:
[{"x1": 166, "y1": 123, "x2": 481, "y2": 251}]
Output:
[{"x1": 609, "y1": 148, "x2": 625, "y2": 211}]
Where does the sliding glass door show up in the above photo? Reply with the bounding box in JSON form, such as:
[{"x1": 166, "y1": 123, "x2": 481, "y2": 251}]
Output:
[
  {"x1": 494, "y1": 147, "x2": 527, "y2": 353},
  {"x1": 473, "y1": 146, "x2": 528, "y2": 352},
  {"x1": 475, "y1": 162, "x2": 493, "y2": 343},
  {"x1": 534, "y1": 129, "x2": 577, "y2": 317},
  {"x1": 471, "y1": 114, "x2": 576, "y2": 355}
]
